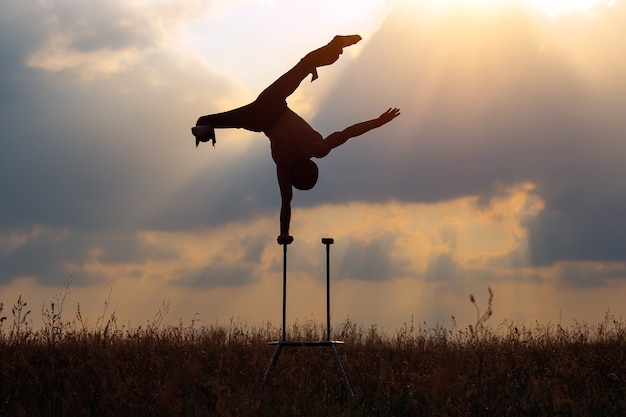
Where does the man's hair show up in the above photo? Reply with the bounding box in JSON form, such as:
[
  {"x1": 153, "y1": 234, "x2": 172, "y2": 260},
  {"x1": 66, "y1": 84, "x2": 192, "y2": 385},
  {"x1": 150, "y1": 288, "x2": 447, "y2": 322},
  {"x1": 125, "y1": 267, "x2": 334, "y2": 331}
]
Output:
[{"x1": 291, "y1": 159, "x2": 318, "y2": 190}]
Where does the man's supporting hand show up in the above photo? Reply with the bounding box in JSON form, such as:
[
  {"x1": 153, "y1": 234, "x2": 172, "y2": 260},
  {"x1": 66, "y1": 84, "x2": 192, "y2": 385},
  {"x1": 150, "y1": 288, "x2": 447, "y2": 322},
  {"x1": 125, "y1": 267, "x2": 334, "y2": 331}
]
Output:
[{"x1": 277, "y1": 235, "x2": 294, "y2": 245}]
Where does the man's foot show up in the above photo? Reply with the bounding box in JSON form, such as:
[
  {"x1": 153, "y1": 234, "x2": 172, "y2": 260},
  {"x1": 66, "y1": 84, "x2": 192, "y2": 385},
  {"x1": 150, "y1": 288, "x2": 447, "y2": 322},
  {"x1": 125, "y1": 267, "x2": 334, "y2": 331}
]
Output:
[
  {"x1": 331, "y1": 35, "x2": 362, "y2": 49},
  {"x1": 191, "y1": 125, "x2": 216, "y2": 147},
  {"x1": 309, "y1": 35, "x2": 362, "y2": 82}
]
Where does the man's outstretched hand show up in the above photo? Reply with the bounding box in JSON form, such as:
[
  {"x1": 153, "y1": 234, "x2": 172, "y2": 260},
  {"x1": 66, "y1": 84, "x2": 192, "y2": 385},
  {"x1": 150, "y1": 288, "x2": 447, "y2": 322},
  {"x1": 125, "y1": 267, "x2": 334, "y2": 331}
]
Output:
[{"x1": 377, "y1": 108, "x2": 401, "y2": 125}]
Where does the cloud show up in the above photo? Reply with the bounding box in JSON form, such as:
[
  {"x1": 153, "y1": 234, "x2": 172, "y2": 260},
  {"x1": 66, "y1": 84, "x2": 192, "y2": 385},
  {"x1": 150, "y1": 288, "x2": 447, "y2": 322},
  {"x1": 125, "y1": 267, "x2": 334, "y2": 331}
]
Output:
[
  {"x1": 175, "y1": 263, "x2": 259, "y2": 288},
  {"x1": 0, "y1": 226, "x2": 73, "y2": 286},
  {"x1": 556, "y1": 261, "x2": 626, "y2": 288},
  {"x1": 0, "y1": 0, "x2": 262, "y2": 286},
  {"x1": 310, "y1": 0, "x2": 626, "y2": 271},
  {"x1": 0, "y1": 0, "x2": 255, "y2": 232},
  {"x1": 337, "y1": 231, "x2": 412, "y2": 281},
  {"x1": 23, "y1": 0, "x2": 218, "y2": 78},
  {"x1": 170, "y1": 232, "x2": 270, "y2": 288},
  {"x1": 153, "y1": 141, "x2": 278, "y2": 230},
  {"x1": 424, "y1": 252, "x2": 462, "y2": 282},
  {"x1": 0, "y1": 180, "x2": 542, "y2": 287}
]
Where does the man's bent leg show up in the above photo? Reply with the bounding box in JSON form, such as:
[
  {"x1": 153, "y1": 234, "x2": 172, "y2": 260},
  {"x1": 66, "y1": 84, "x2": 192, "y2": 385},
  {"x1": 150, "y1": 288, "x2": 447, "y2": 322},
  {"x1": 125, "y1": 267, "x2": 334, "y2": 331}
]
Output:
[
  {"x1": 196, "y1": 102, "x2": 262, "y2": 131},
  {"x1": 194, "y1": 101, "x2": 271, "y2": 147}
]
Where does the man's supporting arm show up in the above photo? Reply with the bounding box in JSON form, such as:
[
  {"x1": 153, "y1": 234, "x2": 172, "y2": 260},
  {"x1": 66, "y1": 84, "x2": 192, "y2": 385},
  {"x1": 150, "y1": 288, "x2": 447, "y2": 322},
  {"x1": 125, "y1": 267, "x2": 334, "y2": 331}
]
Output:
[{"x1": 277, "y1": 166, "x2": 293, "y2": 241}]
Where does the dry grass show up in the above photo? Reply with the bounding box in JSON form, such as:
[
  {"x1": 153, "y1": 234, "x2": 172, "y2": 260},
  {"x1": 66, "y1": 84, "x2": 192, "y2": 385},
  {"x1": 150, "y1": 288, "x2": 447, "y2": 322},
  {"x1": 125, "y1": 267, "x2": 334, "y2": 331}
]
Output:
[{"x1": 1, "y1": 287, "x2": 625, "y2": 416}]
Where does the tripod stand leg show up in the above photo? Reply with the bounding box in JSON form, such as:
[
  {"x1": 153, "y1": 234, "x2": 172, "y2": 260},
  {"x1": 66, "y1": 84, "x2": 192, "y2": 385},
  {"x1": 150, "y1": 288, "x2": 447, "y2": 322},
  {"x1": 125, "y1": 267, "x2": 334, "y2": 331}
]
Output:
[
  {"x1": 260, "y1": 343, "x2": 283, "y2": 391},
  {"x1": 331, "y1": 343, "x2": 354, "y2": 398}
]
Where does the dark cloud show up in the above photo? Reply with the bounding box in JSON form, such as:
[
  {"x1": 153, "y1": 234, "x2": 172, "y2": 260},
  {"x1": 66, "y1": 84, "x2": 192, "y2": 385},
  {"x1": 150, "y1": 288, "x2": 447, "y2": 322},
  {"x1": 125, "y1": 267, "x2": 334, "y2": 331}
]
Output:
[
  {"x1": 174, "y1": 263, "x2": 259, "y2": 288},
  {"x1": 96, "y1": 234, "x2": 179, "y2": 264},
  {"x1": 0, "y1": 0, "x2": 159, "y2": 106},
  {"x1": 153, "y1": 142, "x2": 278, "y2": 230},
  {"x1": 0, "y1": 2, "x2": 50, "y2": 103},
  {"x1": 557, "y1": 262, "x2": 626, "y2": 289},
  {"x1": 240, "y1": 234, "x2": 269, "y2": 263},
  {"x1": 54, "y1": 2, "x2": 158, "y2": 52},
  {"x1": 0, "y1": 229, "x2": 182, "y2": 287},
  {"x1": 0, "y1": 228, "x2": 80, "y2": 286},
  {"x1": 424, "y1": 252, "x2": 462, "y2": 282},
  {"x1": 172, "y1": 235, "x2": 272, "y2": 288},
  {"x1": 337, "y1": 232, "x2": 411, "y2": 281}
]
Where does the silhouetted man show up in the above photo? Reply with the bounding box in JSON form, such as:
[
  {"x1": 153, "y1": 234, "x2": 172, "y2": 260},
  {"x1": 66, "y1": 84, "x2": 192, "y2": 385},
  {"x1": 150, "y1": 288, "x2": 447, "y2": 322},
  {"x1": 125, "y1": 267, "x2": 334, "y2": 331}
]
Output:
[{"x1": 192, "y1": 35, "x2": 400, "y2": 244}]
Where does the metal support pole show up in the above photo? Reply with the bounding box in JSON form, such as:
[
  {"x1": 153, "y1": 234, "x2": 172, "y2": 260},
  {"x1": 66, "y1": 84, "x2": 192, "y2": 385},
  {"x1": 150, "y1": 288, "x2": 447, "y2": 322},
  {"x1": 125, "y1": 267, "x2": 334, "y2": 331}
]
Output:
[
  {"x1": 282, "y1": 241, "x2": 287, "y2": 341},
  {"x1": 261, "y1": 236, "x2": 292, "y2": 390},
  {"x1": 321, "y1": 237, "x2": 353, "y2": 397},
  {"x1": 322, "y1": 238, "x2": 334, "y2": 341}
]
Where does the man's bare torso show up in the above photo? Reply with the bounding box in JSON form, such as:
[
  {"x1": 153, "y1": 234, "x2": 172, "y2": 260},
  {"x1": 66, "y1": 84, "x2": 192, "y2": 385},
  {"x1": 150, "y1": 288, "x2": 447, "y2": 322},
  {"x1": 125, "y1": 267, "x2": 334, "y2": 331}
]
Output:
[{"x1": 265, "y1": 108, "x2": 329, "y2": 168}]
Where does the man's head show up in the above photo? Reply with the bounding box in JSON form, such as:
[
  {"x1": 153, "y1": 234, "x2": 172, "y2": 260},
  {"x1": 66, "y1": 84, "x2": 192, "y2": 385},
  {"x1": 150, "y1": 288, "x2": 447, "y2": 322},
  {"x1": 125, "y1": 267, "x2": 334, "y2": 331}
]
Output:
[{"x1": 291, "y1": 159, "x2": 318, "y2": 190}]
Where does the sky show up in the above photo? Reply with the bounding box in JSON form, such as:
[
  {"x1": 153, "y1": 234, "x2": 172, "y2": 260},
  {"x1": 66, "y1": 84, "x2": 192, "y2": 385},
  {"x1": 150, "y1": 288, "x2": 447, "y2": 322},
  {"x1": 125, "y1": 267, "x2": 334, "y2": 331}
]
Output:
[{"x1": 1, "y1": 0, "x2": 625, "y2": 333}]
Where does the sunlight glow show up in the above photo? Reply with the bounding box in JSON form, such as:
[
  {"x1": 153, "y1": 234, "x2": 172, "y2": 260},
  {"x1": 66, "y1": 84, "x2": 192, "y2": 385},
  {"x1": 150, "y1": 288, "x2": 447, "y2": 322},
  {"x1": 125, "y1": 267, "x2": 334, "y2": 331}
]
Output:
[
  {"x1": 531, "y1": 0, "x2": 615, "y2": 16},
  {"x1": 412, "y1": 0, "x2": 616, "y2": 16}
]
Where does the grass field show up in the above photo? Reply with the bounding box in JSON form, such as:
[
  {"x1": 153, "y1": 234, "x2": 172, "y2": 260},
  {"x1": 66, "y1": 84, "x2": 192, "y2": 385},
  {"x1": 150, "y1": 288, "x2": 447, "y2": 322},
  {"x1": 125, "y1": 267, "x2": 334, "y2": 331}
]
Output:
[{"x1": 1, "y1": 289, "x2": 625, "y2": 416}]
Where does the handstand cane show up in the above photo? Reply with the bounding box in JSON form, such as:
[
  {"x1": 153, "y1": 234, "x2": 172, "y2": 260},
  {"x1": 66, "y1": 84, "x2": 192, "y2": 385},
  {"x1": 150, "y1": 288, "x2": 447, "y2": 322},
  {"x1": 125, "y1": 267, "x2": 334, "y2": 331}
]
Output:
[
  {"x1": 322, "y1": 238, "x2": 354, "y2": 398},
  {"x1": 260, "y1": 235, "x2": 292, "y2": 389},
  {"x1": 281, "y1": 237, "x2": 289, "y2": 341}
]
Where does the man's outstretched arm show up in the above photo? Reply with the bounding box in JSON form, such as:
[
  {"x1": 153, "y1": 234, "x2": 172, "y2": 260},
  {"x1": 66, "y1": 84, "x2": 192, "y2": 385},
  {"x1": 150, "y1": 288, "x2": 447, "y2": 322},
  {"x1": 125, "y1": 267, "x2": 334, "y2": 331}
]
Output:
[{"x1": 322, "y1": 108, "x2": 401, "y2": 152}]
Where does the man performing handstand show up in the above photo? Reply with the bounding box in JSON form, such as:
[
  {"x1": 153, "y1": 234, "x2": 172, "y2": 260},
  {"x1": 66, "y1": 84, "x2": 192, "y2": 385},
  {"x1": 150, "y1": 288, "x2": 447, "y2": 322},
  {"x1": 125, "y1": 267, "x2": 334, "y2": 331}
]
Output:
[{"x1": 192, "y1": 35, "x2": 400, "y2": 244}]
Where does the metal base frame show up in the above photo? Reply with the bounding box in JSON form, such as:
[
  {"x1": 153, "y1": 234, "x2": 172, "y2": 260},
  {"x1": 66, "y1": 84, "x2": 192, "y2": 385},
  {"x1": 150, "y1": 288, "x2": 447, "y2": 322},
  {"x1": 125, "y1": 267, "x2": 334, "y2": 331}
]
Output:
[{"x1": 259, "y1": 237, "x2": 354, "y2": 397}]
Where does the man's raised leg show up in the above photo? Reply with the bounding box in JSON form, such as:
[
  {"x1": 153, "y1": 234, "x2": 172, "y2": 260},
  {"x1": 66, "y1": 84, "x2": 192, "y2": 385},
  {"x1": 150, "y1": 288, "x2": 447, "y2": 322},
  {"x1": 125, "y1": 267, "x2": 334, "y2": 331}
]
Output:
[
  {"x1": 257, "y1": 35, "x2": 362, "y2": 104},
  {"x1": 303, "y1": 35, "x2": 362, "y2": 81}
]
